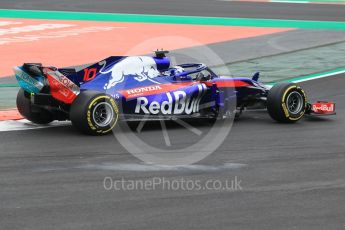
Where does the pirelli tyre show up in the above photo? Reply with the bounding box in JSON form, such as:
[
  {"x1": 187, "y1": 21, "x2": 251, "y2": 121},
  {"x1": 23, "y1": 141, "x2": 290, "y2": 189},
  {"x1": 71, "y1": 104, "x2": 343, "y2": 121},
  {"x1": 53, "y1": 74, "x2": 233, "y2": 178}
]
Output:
[
  {"x1": 70, "y1": 91, "x2": 119, "y2": 135},
  {"x1": 16, "y1": 88, "x2": 54, "y2": 124},
  {"x1": 267, "y1": 83, "x2": 307, "y2": 123}
]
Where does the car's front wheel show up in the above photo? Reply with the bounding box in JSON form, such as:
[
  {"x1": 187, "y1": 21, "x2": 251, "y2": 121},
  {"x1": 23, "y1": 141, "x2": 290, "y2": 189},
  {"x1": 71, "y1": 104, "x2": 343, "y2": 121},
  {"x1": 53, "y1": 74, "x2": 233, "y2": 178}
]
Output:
[
  {"x1": 267, "y1": 83, "x2": 307, "y2": 123},
  {"x1": 70, "y1": 91, "x2": 119, "y2": 135}
]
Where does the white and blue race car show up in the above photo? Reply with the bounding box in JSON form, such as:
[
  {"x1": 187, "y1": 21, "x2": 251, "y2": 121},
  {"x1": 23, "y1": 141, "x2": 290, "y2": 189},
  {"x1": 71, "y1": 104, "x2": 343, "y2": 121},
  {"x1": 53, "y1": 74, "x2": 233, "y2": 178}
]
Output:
[{"x1": 14, "y1": 50, "x2": 335, "y2": 135}]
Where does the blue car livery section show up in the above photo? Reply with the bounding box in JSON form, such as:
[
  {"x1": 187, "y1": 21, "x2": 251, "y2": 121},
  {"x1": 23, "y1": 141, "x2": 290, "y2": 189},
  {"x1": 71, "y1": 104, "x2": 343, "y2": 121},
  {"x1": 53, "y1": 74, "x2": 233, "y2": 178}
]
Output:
[{"x1": 133, "y1": 84, "x2": 207, "y2": 115}]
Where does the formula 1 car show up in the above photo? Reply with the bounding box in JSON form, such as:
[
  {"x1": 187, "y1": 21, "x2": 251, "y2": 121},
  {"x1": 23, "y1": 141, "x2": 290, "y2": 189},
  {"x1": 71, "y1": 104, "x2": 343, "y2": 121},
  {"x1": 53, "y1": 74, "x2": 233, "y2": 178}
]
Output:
[{"x1": 14, "y1": 50, "x2": 335, "y2": 135}]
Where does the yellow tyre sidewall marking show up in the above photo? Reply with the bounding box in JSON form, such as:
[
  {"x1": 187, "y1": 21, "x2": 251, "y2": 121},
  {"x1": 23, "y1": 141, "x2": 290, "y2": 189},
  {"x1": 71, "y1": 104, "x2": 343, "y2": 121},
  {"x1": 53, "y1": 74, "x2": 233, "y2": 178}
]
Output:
[
  {"x1": 281, "y1": 86, "x2": 307, "y2": 121},
  {"x1": 87, "y1": 95, "x2": 119, "y2": 133}
]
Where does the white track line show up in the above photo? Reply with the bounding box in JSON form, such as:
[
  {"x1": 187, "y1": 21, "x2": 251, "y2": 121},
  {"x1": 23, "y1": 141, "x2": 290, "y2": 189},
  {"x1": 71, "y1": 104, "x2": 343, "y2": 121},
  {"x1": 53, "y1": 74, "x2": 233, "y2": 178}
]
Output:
[
  {"x1": 265, "y1": 68, "x2": 345, "y2": 87},
  {"x1": 292, "y1": 69, "x2": 345, "y2": 83},
  {"x1": 0, "y1": 119, "x2": 70, "y2": 132}
]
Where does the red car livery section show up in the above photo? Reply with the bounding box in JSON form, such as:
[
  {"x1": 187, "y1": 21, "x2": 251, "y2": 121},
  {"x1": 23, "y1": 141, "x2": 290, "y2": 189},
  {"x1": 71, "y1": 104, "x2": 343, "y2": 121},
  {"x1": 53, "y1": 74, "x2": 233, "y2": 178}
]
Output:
[
  {"x1": 119, "y1": 79, "x2": 251, "y2": 100},
  {"x1": 119, "y1": 82, "x2": 197, "y2": 99},
  {"x1": 46, "y1": 70, "x2": 80, "y2": 104},
  {"x1": 204, "y1": 80, "x2": 250, "y2": 88},
  {"x1": 311, "y1": 101, "x2": 336, "y2": 114}
]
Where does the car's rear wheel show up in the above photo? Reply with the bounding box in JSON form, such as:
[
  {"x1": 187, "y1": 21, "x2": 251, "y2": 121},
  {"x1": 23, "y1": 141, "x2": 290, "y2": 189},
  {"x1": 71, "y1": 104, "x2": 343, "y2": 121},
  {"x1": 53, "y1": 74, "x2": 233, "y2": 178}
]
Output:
[
  {"x1": 16, "y1": 88, "x2": 54, "y2": 124},
  {"x1": 70, "y1": 91, "x2": 119, "y2": 135},
  {"x1": 267, "y1": 83, "x2": 307, "y2": 123}
]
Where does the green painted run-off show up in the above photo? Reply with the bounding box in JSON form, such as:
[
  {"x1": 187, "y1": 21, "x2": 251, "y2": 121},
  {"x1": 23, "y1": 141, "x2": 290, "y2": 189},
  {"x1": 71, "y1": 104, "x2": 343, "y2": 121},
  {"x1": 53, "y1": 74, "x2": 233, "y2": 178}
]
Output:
[
  {"x1": 1, "y1": 9, "x2": 345, "y2": 30},
  {"x1": 273, "y1": 0, "x2": 345, "y2": 2}
]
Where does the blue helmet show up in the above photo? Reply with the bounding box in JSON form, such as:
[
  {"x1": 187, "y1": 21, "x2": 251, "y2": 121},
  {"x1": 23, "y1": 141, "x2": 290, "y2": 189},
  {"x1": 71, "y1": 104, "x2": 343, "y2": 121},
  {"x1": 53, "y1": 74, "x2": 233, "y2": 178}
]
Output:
[{"x1": 169, "y1": 66, "x2": 185, "y2": 76}]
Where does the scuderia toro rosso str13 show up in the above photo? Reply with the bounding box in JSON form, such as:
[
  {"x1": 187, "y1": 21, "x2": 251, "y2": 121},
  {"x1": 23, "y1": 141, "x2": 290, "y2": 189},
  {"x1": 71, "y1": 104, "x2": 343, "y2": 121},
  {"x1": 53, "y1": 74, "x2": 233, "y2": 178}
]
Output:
[{"x1": 14, "y1": 50, "x2": 335, "y2": 135}]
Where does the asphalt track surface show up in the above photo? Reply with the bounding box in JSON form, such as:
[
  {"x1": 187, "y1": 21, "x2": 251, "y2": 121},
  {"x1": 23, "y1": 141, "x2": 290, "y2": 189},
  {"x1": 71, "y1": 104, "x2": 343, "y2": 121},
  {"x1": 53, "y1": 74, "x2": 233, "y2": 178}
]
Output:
[
  {"x1": 1, "y1": 0, "x2": 345, "y2": 21},
  {"x1": 1, "y1": 74, "x2": 344, "y2": 230},
  {"x1": 1, "y1": 1, "x2": 345, "y2": 230}
]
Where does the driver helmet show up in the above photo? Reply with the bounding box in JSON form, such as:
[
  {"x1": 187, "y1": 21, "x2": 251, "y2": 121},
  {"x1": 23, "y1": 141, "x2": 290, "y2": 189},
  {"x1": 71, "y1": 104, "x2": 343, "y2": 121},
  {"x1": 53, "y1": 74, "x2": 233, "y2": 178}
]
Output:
[{"x1": 169, "y1": 66, "x2": 185, "y2": 76}]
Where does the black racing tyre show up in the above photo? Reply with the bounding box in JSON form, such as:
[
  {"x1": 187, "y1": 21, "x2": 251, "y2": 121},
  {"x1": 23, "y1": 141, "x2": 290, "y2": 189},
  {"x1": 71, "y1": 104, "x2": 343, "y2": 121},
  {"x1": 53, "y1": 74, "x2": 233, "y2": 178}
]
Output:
[
  {"x1": 70, "y1": 91, "x2": 119, "y2": 135},
  {"x1": 16, "y1": 88, "x2": 54, "y2": 124},
  {"x1": 267, "y1": 83, "x2": 307, "y2": 123}
]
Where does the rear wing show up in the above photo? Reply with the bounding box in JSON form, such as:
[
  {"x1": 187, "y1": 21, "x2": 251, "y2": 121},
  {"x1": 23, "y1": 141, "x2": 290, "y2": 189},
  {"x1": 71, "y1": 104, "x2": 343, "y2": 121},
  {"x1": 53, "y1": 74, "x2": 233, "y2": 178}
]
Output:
[
  {"x1": 13, "y1": 63, "x2": 46, "y2": 94},
  {"x1": 14, "y1": 63, "x2": 80, "y2": 104}
]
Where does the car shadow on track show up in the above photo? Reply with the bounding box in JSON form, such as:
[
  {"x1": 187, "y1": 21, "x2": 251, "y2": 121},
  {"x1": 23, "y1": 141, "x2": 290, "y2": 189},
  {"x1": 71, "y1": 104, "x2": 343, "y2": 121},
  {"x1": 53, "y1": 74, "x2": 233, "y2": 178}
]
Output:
[{"x1": 21, "y1": 110, "x2": 335, "y2": 138}]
